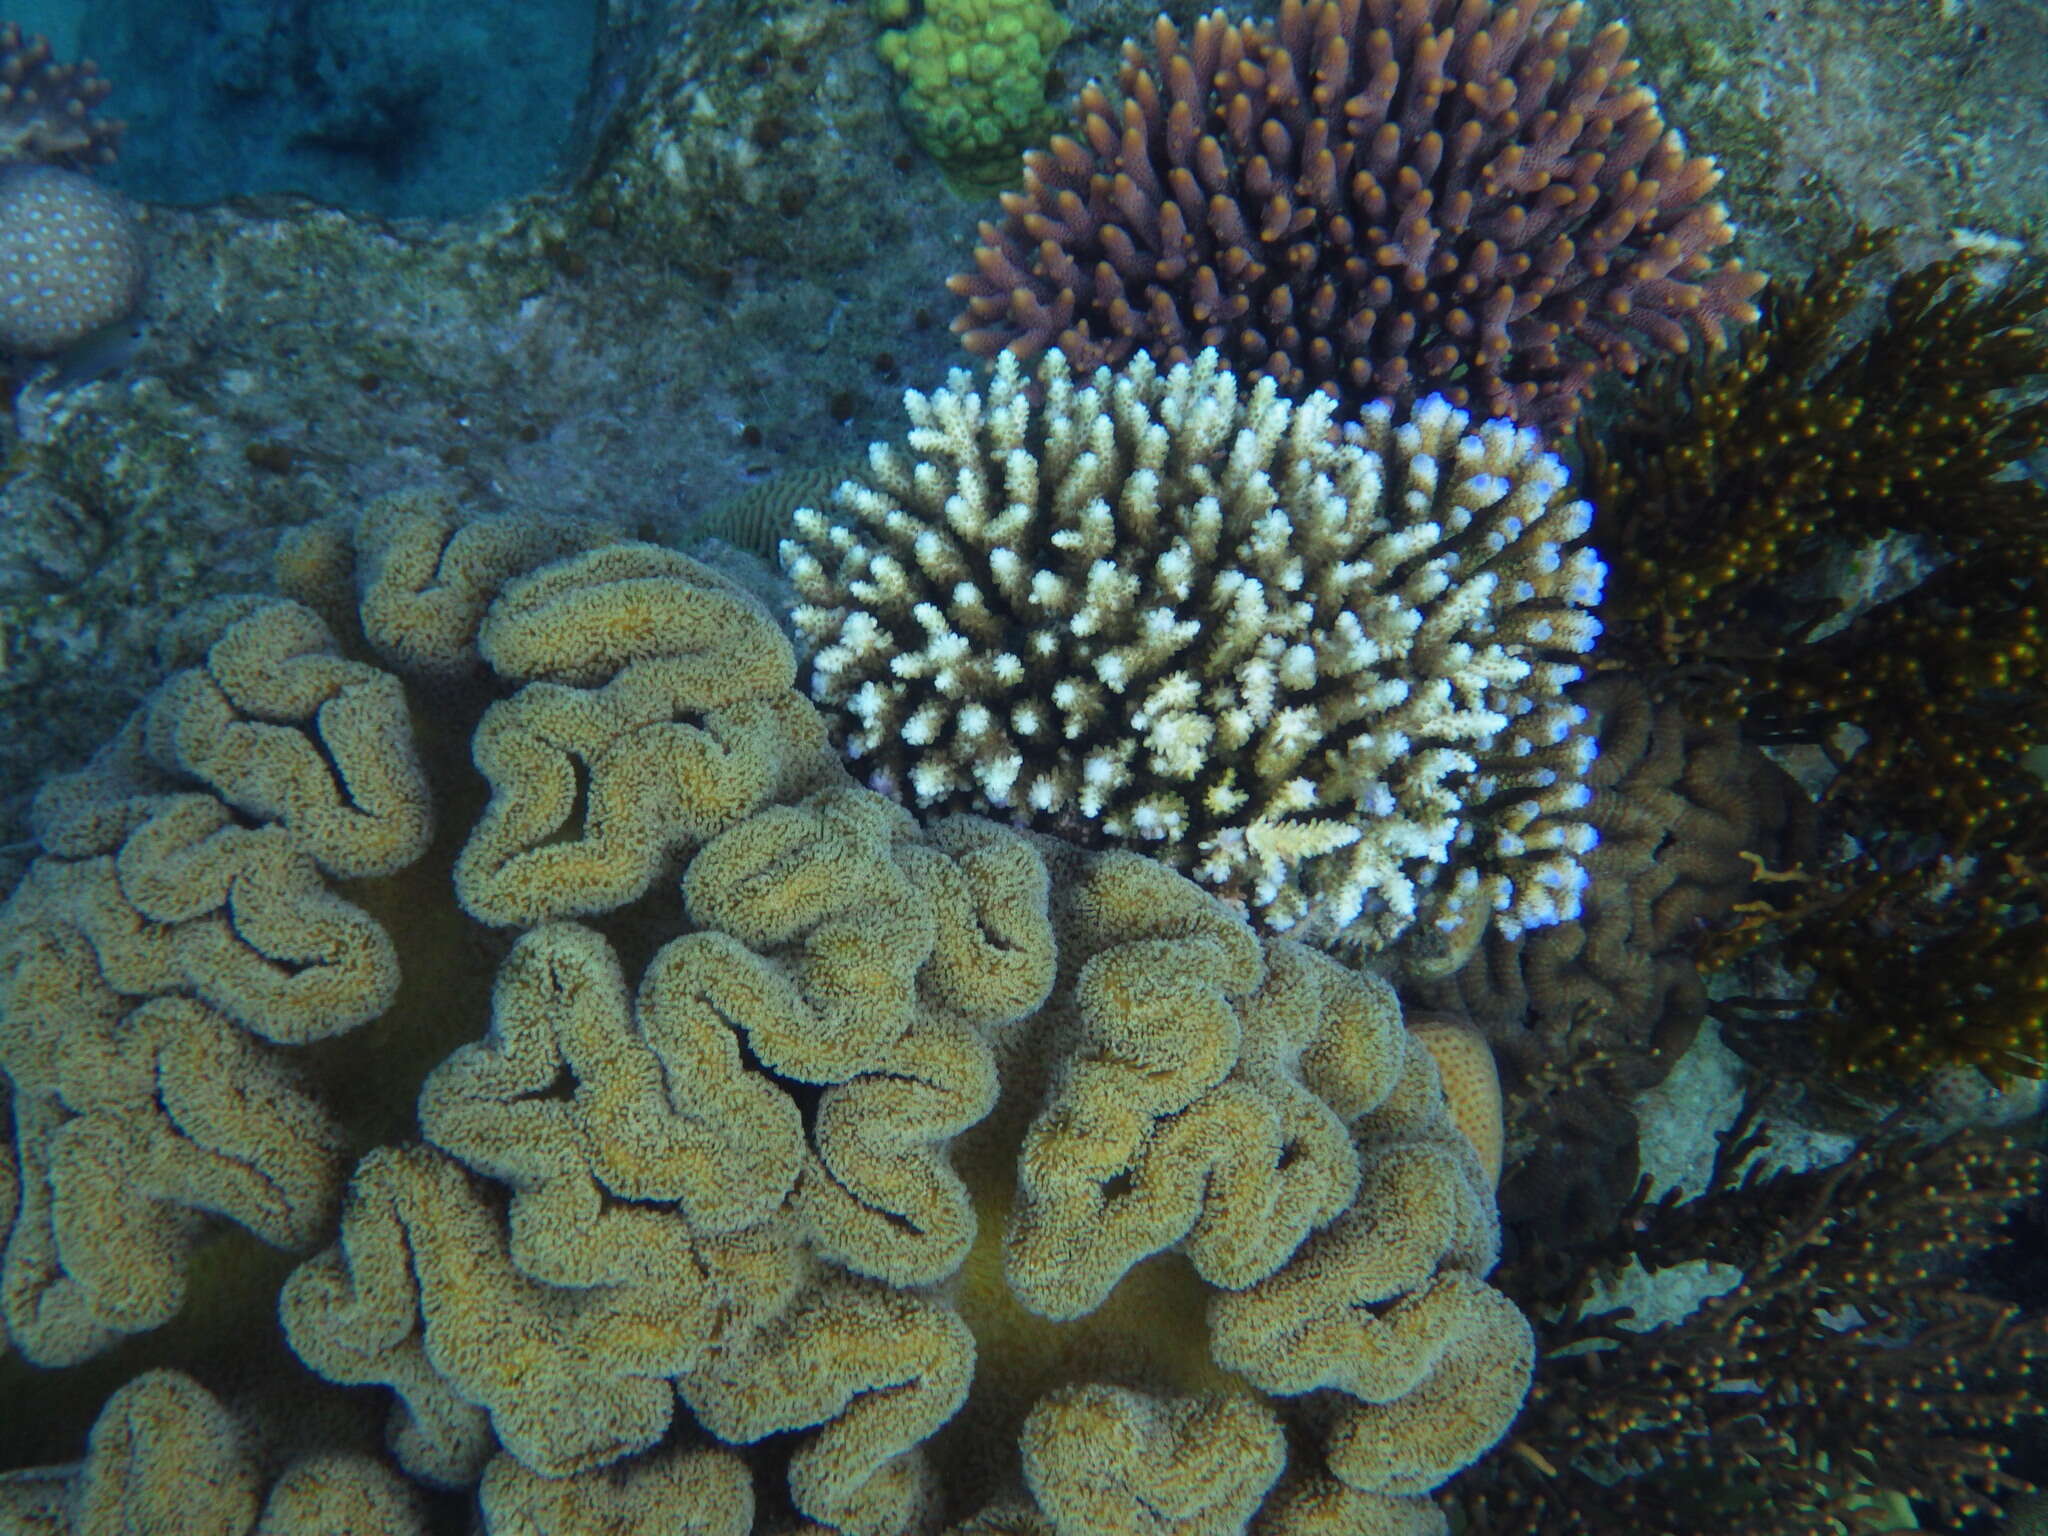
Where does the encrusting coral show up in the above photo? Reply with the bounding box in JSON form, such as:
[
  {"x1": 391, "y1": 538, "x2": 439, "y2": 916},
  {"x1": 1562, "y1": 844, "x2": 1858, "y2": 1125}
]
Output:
[
  {"x1": 0, "y1": 491, "x2": 1534, "y2": 1535},
  {"x1": 1418, "y1": 672, "x2": 1813, "y2": 1083},
  {"x1": 949, "y1": 0, "x2": 1765, "y2": 432},
  {"x1": 781, "y1": 345, "x2": 1606, "y2": 968}
]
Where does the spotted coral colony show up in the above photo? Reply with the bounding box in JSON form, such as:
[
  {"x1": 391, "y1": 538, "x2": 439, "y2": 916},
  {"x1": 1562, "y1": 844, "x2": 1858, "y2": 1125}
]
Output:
[
  {"x1": 949, "y1": 0, "x2": 1766, "y2": 432},
  {"x1": 0, "y1": 22, "x2": 142, "y2": 358},
  {"x1": 781, "y1": 346, "x2": 1606, "y2": 964}
]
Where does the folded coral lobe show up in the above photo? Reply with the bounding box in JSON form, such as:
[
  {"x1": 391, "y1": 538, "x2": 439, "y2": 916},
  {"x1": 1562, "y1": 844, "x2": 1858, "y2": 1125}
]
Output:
[{"x1": 2, "y1": 495, "x2": 1532, "y2": 1535}]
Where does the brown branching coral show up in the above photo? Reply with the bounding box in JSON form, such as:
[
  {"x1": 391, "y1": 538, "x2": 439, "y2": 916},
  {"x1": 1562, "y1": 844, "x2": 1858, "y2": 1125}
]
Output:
[
  {"x1": 1454, "y1": 1098, "x2": 2048, "y2": 1535},
  {"x1": 0, "y1": 21, "x2": 122, "y2": 171},
  {"x1": 1587, "y1": 227, "x2": 2048, "y2": 685},
  {"x1": 2, "y1": 492, "x2": 1534, "y2": 1536},
  {"x1": 949, "y1": 0, "x2": 1765, "y2": 431}
]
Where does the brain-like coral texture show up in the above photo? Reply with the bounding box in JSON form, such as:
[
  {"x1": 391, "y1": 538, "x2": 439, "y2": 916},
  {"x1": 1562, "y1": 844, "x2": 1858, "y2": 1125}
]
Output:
[
  {"x1": 0, "y1": 593, "x2": 429, "y2": 1364},
  {"x1": 783, "y1": 345, "x2": 1605, "y2": 968},
  {"x1": 0, "y1": 1370, "x2": 427, "y2": 1535},
  {"x1": 950, "y1": 0, "x2": 1765, "y2": 431},
  {"x1": 1, "y1": 492, "x2": 1532, "y2": 1535}
]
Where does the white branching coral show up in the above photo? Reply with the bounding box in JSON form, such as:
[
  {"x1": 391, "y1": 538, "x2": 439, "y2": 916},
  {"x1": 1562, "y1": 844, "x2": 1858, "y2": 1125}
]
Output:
[{"x1": 782, "y1": 348, "x2": 1605, "y2": 963}]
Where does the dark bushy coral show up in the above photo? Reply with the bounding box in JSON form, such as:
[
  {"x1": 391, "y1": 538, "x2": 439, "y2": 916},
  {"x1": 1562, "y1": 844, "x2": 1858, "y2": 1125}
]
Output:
[
  {"x1": 950, "y1": 0, "x2": 1764, "y2": 431},
  {"x1": 1587, "y1": 229, "x2": 2048, "y2": 682},
  {"x1": 1456, "y1": 1098, "x2": 2048, "y2": 1535},
  {"x1": 1584, "y1": 231, "x2": 2048, "y2": 1082}
]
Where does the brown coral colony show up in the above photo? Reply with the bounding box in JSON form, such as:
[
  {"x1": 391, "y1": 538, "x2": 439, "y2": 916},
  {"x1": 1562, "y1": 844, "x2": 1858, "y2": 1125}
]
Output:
[{"x1": 953, "y1": 0, "x2": 1766, "y2": 431}]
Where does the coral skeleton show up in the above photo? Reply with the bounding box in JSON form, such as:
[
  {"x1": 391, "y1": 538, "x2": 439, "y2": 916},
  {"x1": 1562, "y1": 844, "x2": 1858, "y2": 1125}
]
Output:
[{"x1": 782, "y1": 346, "x2": 1605, "y2": 964}]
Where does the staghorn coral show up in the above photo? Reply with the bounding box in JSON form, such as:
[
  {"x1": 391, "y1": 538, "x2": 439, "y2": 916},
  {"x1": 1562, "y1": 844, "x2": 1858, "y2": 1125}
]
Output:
[
  {"x1": 1455, "y1": 1097, "x2": 2048, "y2": 1535},
  {"x1": 782, "y1": 346, "x2": 1606, "y2": 968},
  {"x1": 949, "y1": 0, "x2": 1765, "y2": 432},
  {"x1": 0, "y1": 22, "x2": 122, "y2": 171},
  {"x1": 2, "y1": 492, "x2": 1533, "y2": 1535}
]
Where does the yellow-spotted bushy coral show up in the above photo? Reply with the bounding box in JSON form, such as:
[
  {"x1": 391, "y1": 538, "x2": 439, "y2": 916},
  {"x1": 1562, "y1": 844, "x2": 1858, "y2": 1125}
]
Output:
[
  {"x1": 874, "y1": 0, "x2": 1068, "y2": 188},
  {"x1": 0, "y1": 491, "x2": 1529, "y2": 1535}
]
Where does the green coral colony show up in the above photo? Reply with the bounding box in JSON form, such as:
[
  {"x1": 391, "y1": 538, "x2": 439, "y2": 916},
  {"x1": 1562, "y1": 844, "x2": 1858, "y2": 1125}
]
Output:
[{"x1": 3, "y1": 1, "x2": 2048, "y2": 1535}]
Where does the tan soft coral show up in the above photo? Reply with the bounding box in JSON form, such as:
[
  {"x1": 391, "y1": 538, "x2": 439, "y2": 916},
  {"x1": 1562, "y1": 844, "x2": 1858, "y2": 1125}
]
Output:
[
  {"x1": 0, "y1": 1370, "x2": 425, "y2": 1535},
  {"x1": 2, "y1": 492, "x2": 1530, "y2": 1535},
  {"x1": 0, "y1": 595, "x2": 430, "y2": 1365}
]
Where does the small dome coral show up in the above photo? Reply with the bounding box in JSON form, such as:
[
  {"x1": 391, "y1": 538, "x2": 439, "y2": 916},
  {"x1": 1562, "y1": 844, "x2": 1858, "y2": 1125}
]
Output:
[
  {"x1": 0, "y1": 25, "x2": 141, "y2": 358},
  {"x1": 781, "y1": 346, "x2": 1605, "y2": 965}
]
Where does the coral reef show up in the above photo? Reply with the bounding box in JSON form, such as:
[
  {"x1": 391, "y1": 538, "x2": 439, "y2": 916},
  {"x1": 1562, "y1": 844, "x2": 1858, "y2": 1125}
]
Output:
[
  {"x1": 0, "y1": 493, "x2": 1533, "y2": 1535},
  {"x1": 0, "y1": 1371, "x2": 427, "y2": 1534},
  {"x1": 950, "y1": 0, "x2": 1766, "y2": 431},
  {"x1": 0, "y1": 0, "x2": 964, "y2": 881},
  {"x1": 1454, "y1": 1097, "x2": 2048, "y2": 1535},
  {"x1": 1419, "y1": 673, "x2": 1813, "y2": 1082},
  {"x1": 0, "y1": 162, "x2": 147, "y2": 355},
  {"x1": 874, "y1": 0, "x2": 1070, "y2": 189},
  {"x1": 781, "y1": 345, "x2": 1606, "y2": 964},
  {"x1": 1588, "y1": 228, "x2": 2048, "y2": 689}
]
